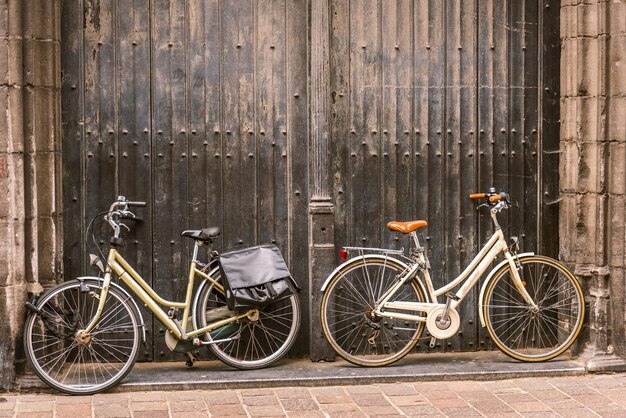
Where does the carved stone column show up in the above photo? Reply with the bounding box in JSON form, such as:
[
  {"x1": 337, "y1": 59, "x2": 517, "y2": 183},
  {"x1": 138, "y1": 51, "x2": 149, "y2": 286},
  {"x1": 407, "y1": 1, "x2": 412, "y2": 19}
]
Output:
[
  {"x1": 309, "y1": 0, "x2": 335, "y2": 361},
  {"x1": 560, "y1": 0, "x2": 626, "y2": 371}
]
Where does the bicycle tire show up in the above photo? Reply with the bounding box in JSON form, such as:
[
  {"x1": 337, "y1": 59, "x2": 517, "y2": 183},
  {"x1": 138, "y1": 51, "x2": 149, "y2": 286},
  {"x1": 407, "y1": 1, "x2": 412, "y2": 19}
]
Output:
[
  {"x1": 483, "y1": 256, "x2": 584, "y2": 362},
  {"x1": 320, "y1": 255, "x2": 427, "y2": 367},
  {"x1": 194, "y1": 268, "x2": 300, "y2": 369},
  {"x1": 23, "y1": 280, "x2": 141, "y2": 395}
]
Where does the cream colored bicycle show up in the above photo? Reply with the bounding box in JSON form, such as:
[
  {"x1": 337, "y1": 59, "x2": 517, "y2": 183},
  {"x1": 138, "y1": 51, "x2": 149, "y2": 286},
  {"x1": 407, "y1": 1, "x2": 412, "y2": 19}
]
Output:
[
  {"x1": 23, "y1": 197, "x2": 300, "y2": 394},
  {"x1": 320, "y1": 189, "x2": 584, "y2": 366}
]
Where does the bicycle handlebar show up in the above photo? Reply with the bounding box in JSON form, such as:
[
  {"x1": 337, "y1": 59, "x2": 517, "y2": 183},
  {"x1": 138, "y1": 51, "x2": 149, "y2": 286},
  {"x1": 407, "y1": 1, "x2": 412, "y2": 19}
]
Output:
[{"x1": 468, "y1": 191, "x2": 510, "y2": 205}]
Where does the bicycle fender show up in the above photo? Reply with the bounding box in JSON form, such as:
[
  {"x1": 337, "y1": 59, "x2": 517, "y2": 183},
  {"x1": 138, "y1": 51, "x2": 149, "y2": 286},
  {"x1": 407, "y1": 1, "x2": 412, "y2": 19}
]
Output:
[
  {"x1": 76, "y1": 276, "x2": 147, "y2": 343},
  {"x1": 319, "y1": 254, "x2": 410, "y2": 292},
  {"x1": 477, "y1": 252, "x2": 535, "y2": 328}
]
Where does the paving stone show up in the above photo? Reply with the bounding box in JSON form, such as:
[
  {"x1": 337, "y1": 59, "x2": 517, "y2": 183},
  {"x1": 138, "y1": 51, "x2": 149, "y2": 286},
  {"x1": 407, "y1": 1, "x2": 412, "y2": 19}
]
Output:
[
  {"x1": 55, "y1": 403, "x2": 92, "y2": 418},
  {"x1": 203, "y1": 391, "x2": 241, "y2": 405},
  {"x1": 129, "y1": 391, "x2": 168, "y2": 401},
  {"x1": 280, "y1": 398, "x2": 318, "y2": 411},
  {"x1": 320, "y1": 403, "x2": 363, "y2": 415},
  {"x1": 130, "y1": 401, "x2": 169, "y2": 411},
  {"x1": 207, "y1": 403, "x2": 247, "y2": 416},
  {"x1": 242, "y1": 395, "x2": 279, "y2": 406},
  {"x1": 314, "y1": 393, "x2": 352, "y2": 404},
  {"x1": 13, "y1": 413, "x2": 53, "y2": 418},
  {"x1": 445, "y1": 380, "x2": 485, "y2": 392},
  {"x1": 16, "y1": 401, "x2": 54, "y2": 413},
  {"x1": 286, "y1": 411, "x2": 325, "y2": 418},
  {"x1": 351, "y1": 393, "x2": 393, "y2": 407},
  {"x1": 378, "y1": 383, "x2": 417, "y2": 396},
  {"x1": 429, "y1": 396, "x2": 470, "y2": 408},
  {"x1": 507, "y1": 401, "x2": 552, "y2": 413},
  {"x1": 131, "y1": 412, "x2": 169, "y2": 418},
  {"x1": 525, "y1": 389, "x2": 571, "y2": 402},
  {"x1": 244, "y1": 405, "x2": 286, "y2": 417},
  {"x1": 273, "y1": 387, "x2": 311, "y2": 399},
  {"x1": 345, "y1": 385, "x2": 381, "y2": 394},
  {"x1": 387, "y1": 394, "x2": 429, "y2": 407},
  {"x1": 92, "y1": 406, "x2": 134, "y2": 417},
  {"x1": 55, "y1": 396, "x2": 95, "y2": 405},
  {"x1": 436, "y1": 406, "x2": 482, "y2": 416},
  {"x1": 0, "y1": 398, "x2": 15, "y2": 411},
  {"x1": 170, "y1": 412, "x2": 211, "y2": 418},
  {"x1": 169, "y1": 400, "x2": 207, "y2": 412},
  {"x1": 397, "y1": 404, "x2": 443, "y2": 416},
  {"x1": 514, "y1": 377, "x2": 555, "y2": 391},
  {"x1": 551, "y1": 407, "x2": 598, "y2": 418},
  {"x1": 571, "y1": 393, "x2": 613, "y2": 405},
  {"x1": 358, "y1": 405, "x2": 402, "y2": 416}
]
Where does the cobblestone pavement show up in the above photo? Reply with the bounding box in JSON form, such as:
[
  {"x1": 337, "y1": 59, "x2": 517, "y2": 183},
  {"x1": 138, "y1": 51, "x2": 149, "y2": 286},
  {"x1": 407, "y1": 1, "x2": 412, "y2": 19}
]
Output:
[{"x1": 3, "y1": 373, "x2": 626, "y2": 417}]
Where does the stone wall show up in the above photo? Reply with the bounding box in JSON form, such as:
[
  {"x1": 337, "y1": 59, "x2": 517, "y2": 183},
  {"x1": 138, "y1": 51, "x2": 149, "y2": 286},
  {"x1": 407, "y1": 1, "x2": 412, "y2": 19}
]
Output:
[
  {"x1": 0, "y1": 0, "x2": 61, "y2": 389},
  {"x1": 560, "y1": 0, "x2": 626, "y2": 369}
]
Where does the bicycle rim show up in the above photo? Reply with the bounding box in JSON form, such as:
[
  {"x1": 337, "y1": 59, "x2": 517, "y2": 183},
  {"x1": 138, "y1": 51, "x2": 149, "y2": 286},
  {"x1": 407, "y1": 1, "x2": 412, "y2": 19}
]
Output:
[
  {"x1": 483, "y1": 256, "x2": 584, "y2": 362},
  {"x1": 24, "y1": 281, "x2": 141, "y2": 395},
  {"x1": 197, "y1": 273, "x2": 300, "y2": 369},
  {"x1": 321, "y1": 257, "x2": 426, "y2": 367}
]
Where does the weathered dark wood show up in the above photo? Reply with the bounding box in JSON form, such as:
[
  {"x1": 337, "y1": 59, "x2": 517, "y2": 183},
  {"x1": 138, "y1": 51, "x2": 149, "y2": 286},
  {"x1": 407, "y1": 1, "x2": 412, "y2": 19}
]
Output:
[
  {"x1": 117, "y1": 0, "x2": 154, "y2": 361},
  {"x1": 60, "y1": 0, "x2": 84, "y2": 283},
  {"x1": 62, "y1": 0, "x2": 560, "y2": 359}
]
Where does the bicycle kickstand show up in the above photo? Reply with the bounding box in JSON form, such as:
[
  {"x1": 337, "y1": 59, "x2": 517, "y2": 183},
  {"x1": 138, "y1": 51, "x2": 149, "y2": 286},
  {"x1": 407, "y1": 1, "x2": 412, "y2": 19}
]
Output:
[
  {"x1": 429, "y1": 337, "x2": 437, "y2": 348},
  {"x1": 185, "y1": 351, "x2": 197, "y2": 367}
]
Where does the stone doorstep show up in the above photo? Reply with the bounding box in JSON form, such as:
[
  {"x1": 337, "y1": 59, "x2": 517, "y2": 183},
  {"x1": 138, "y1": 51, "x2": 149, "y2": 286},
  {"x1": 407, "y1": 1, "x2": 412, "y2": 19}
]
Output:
[{"x1": 12, "y1": 350, "x2": 592, "y2": 394}]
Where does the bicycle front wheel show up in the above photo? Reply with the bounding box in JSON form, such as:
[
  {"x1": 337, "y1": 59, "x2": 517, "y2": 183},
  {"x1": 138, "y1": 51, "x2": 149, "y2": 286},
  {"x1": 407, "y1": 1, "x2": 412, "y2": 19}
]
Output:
[
  {"x1": 195, "y1": 270, "x2": 300, "y2": 369},
  {"x1": 23, "y1": 280, "x2": 141, "y2": 395},
  {"x1": 321, "y1": 256, "x2": 427, "y2": 367},
  {"x1": 483, "y1": 256, "x2": 584, "y2": 362}
]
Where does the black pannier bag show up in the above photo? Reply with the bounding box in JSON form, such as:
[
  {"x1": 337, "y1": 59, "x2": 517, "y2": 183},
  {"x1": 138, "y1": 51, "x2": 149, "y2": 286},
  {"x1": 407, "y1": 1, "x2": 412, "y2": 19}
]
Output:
[{"x1": 219, "y1": 244, "x2": 299, "y2": 311}]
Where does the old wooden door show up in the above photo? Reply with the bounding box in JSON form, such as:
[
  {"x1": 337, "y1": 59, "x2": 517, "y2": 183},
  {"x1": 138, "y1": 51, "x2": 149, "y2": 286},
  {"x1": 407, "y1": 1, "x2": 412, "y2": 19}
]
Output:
[
  {"x1": 328, "y1": 0, "x2": 560, "y2": 353},
  {"x1": 61, "y1": 0, "x2": 559, "y2": 359},
  {"x1": 61, "y1": 0, "x2": 309, "y2": 361}
]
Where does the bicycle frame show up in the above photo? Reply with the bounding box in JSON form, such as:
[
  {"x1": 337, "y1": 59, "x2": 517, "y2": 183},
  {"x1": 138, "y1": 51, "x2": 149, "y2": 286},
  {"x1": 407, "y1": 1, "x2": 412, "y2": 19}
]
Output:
[
  {"x1": 373, "y1": 207, "x2": 537, "y2": 323},
  {"x1": 81, "y1": 243, "x2": 255, "y2": 341}
]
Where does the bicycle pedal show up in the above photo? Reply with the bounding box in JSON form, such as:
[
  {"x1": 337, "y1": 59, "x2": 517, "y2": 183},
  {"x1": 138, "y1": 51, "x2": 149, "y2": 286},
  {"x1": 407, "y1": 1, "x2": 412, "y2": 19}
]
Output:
[
  {"x1": 429, "y1": 337, "x2": 437, "y2": 348},
  {"x1": 444, "y1": 292, "x2": 460, "y2": 301}
]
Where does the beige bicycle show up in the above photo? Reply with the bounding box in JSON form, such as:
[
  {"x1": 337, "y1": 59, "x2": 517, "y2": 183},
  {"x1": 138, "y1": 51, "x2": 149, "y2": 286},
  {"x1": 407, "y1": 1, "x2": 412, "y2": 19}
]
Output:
[
  {"x1": 23, "y1": 197, "x2": 300, "y2": 394},
  {"x1": 320, "y1": 190, "x2": 584, "y2": 366}
]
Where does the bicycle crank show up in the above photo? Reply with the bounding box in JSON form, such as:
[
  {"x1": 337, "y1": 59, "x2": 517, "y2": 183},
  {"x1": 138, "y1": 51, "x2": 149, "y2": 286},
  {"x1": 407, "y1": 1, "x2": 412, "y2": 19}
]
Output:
[{"x1": 426, "y1": 306, "x2": 460, "y2": 340}]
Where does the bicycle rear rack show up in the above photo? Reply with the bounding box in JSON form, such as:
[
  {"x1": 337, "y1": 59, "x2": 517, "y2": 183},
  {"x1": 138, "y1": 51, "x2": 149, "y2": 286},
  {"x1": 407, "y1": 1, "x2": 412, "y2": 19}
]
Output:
[{"x1": 342, "y1": 246, "x2": 417, "y2": 264}]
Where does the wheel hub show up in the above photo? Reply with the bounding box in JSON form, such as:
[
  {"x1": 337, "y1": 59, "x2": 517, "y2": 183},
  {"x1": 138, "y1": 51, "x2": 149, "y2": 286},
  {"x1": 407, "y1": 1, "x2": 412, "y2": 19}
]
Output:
[{"x1": 75, "y1": 330, "x2": 92, "y2": 346}]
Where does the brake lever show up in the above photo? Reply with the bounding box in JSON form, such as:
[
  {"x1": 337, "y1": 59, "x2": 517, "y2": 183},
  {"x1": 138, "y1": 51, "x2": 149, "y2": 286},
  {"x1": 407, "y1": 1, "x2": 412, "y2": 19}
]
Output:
[{"x1": 476, "y1": 203, "x2": 489, "y2": 211}]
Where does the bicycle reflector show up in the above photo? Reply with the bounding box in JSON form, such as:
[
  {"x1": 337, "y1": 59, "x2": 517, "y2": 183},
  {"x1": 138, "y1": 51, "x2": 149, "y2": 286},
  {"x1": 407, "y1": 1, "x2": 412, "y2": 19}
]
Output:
[{"x1": 339, "y1": 248, "x2": 347, "y2": 261}]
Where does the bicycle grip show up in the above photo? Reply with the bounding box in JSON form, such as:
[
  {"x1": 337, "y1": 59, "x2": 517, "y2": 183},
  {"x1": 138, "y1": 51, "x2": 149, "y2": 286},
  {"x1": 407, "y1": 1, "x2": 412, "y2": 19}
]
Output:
[
  {"x1": 488, "y1": 195, "x2": 502, "y2": 203},
  {"x1": 469, "y1": 193, "x2": 486, "y2": 199},
  {"x1": 127, "y1": 201, "x2": 147, "y2": 207}
]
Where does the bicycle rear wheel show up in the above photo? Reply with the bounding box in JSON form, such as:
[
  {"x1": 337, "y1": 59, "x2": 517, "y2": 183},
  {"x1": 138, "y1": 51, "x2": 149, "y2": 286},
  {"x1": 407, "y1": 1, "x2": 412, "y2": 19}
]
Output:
[
  {"x1": 483, "y1": 256, "x2": 584, "y2": 362},
  {"x1": 23, "y1": 280, "x2": 141, "y2": 395},
  {"x1": 195, "y1": 269, "x2": 300, "y2": 369},
  {"x1": 320, "y1": 256, "x2": 427, "y2": 367}
]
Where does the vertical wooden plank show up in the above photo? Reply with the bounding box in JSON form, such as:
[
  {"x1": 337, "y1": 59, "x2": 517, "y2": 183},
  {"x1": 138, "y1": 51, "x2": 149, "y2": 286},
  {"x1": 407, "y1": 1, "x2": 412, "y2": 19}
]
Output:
[
  {"x1": 151, "y1": 0, "x2": 188, "y2": 361},
  {"x1": 508, "y1": 0, "x2": 526, "y2": 247},
  {"x1": 381, "y1": 0, "x2": 413, "y2": 252},
  {"x1": 522, "y1": 0, "x2": 539, "y2": 254},
  {"x1": 117, "y1": 0, "x2": 153, "y2": 361},
  {"x1": 348, "y1": 0, "x2": 381, "y2": 248},
  {"x1": 442, "y1": 0, "x2": 462, "y2": 353},
  {"x1": 456, "y1": 0, "x2": 479, "y2": 352},
  {"x1": 477, "y1": 0, "x2": 495, "y2": 248},
  {"x1": 540, "y1": 0, "x2": 560, "y2": 258},
  {"x1": 413, "y1": 0, "x2": 429, "y2": 232},
  {"x1": 61, "y1": 0, "x2": 84, "y2": 281},
  {"x1": 425, "y1": 0, "x2": 445, "y2": 301},
  {"x1": 330, "y1": 0, "x2": 350, "y2": 255},
  {"x1": 286, "y1": 0, "x2": 309, "y2": 356},
  {"x1": 492, "y1": 1, "x2": 509, "y2": 194},
  {"x1": 187, "y1": 0, "x2": 209, "y2": 236},
  {"x1": 83, "y1": 0, "x2": 118, "y2": 258},
  {"x1": 221, "y1": 0, "x2": 256, "y2": 250},
  {"x1": 256, "y1": 0, "x2": 287, "y2": 248}
]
